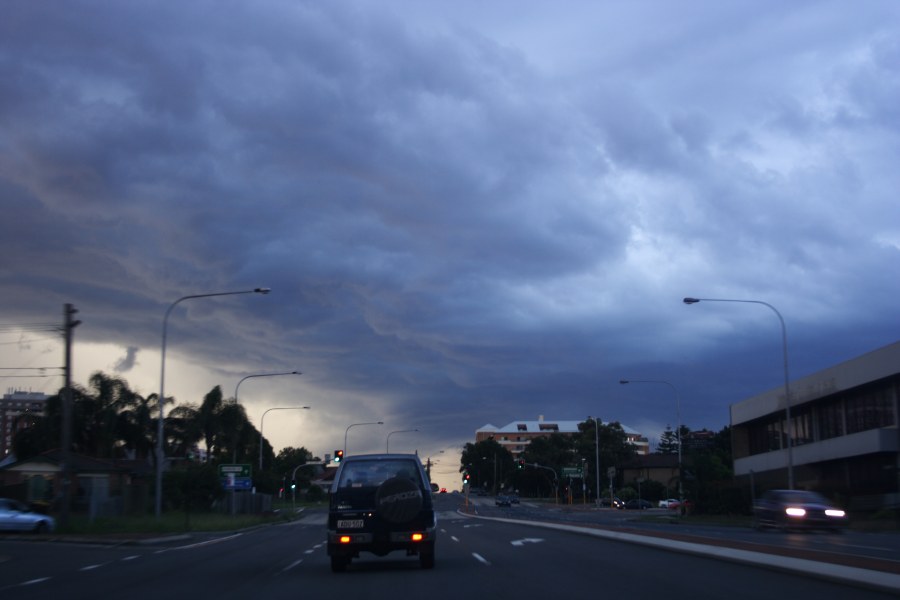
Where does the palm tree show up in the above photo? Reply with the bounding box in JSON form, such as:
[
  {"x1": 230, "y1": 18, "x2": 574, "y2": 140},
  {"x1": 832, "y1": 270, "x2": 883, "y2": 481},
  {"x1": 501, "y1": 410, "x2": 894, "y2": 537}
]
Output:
[
  {"x1": 198, "y1": 386, "x2": 224, "y2": 462},
  {"x1": 167, "y1": 404, "x2": 202, "y2": 459},
  {"x1": 218, "y1": 401, "x2": 250, "y2": 463}
]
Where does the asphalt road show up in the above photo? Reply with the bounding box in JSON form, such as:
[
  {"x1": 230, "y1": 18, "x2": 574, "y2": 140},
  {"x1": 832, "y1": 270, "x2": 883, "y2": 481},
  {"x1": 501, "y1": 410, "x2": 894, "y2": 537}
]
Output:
[
  {"x1": 472, "y1": 496, "x2": 900, "y2": 564},
  {"x1": 0, "y1": 495, "x2": 897, "y2": 600}
]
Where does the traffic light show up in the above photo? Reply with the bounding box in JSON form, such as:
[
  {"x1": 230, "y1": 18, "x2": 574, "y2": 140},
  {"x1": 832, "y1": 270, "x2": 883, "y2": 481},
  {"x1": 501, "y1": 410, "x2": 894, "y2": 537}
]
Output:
[
  {"x1": 517, "y1": 459, "x2": 525, "y2": 470},
  {"x1": 290, "y1": 479, "x2": 296, "y2": 490},
  {"x1": 334, "y1": 449, "x2": 344, "y2": 463},
  {"x1": 463, "y1": 472, "x2": 470, "y2": 485}
]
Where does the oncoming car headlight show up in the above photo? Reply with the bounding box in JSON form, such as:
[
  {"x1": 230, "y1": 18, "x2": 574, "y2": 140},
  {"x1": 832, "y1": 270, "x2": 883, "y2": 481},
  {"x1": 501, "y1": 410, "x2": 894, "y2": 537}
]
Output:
[
  {"x1": 825, "y1": 509, "x2": 845, "y2": 518},
  {"x1": 785, "y1": 507, "x2": 806, "y2": 517}
]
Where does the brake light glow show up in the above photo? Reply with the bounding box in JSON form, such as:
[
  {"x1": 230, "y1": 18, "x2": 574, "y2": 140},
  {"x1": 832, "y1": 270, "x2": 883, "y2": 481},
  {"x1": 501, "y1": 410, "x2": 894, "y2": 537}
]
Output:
[
  {"x1": 411, "y1": 533, "x2": 424, "y2": 542},
  {"x1": 339, "y1": 535, "x2": 352, "y2": 544},
  {"x1": 785, "y1": 507, "x2": 806, "y2": 517}
]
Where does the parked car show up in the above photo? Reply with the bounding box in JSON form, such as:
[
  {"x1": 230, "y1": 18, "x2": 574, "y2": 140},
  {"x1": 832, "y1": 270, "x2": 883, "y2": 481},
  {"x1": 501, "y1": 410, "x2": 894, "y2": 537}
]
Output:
[
  {"x1": 495, "y1": 495, "x2": 512, "y2": 507},
  {"x1": 625, "y1": 499, "x2": 652, "y2": 510},
  {"x1": 599, "y1": 496, "x2": 624, "y2": 509},
  {"x1": 327, "y1": 454, "x2": 436, "y2": 572},
  {"x1": 508, "y1": 493, "x2": 520, "y2": 504},
  {"x1": 658, "y1": 498, "x2": 680, "y2": 509},
  {"x1": 753, "y1": 489, "x2": 848, "y2": 531},
  {"x1": 0, "y1": 498, "x2": 56, "y2": 533}
]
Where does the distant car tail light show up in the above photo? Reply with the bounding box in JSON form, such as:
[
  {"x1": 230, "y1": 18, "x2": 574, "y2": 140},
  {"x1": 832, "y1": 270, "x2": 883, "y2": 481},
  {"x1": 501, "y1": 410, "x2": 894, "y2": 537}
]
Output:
[
  {"x1": 825, "y1": 509, "x2": 845, "y2": 518},
  {"x1": 411, "y1": 533, "x2": 424, "y2": 542},
  {"x1": 339, "y1": 536, "x2": 352, "y2": 544},
  {"x1": 785, "y1": 507, "x2": 806, "y2": 517}
]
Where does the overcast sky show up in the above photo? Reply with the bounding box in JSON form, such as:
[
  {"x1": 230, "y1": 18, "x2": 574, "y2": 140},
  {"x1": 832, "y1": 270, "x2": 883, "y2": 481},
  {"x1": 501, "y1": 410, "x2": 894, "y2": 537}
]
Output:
[{"x1": 2, "y1": 1, "x2": 899, "y2": 488}]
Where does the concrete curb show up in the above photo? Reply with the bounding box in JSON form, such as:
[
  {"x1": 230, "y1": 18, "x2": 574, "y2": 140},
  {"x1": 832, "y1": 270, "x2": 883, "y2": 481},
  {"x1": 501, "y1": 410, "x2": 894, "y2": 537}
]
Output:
[{"x1": 456, "y1": 509, "x2": 900, "y2": 595}]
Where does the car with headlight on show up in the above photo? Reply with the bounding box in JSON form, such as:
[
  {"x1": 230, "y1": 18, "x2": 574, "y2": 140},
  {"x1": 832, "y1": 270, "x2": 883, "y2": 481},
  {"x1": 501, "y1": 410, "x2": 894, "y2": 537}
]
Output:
[
  {"x1": 753, "y1": 489, "x2": 848, "y2": 531},
  {"x1": 327, "y1": 454, "x2": 436, "y2": 572},
  {"x1": 0, "y1": 498, "x2": 56, "y2": 533}
]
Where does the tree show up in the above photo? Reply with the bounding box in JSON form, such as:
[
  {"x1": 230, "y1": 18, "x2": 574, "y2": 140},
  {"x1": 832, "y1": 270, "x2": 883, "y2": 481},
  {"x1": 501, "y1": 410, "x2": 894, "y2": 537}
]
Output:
[
  {"x1": 198, "y1": 386, "x2": 224, "y2": 462},
  {"x1": 167, "y1": 403, "x2": 202, "y2": 460},
  {"x1": 459, "y1": 438, "x2": 514, "y2": 492},
  {"x1": 268, "y1": 446, "x2": 315, "y2": 494},
  {"x1": 13, "y1": 373, "x2": 158, "y2": 462},
  {"x1": 682, "y1": 426, "x2": 736, "y2": 513},
  {"x1": 657, "y1": 426, "x2": 679, "y2": 455},
  {"x1": 218, "y1": 400, "x2": 253, "y2": 463},
  {"x1": 573, "y1": 419, "x2": 638, "y2": 497},
  {"x1": 164, "y1": 462, "x2": 223, "y2": 518},
  {"x1": 518, "y1": 434, "x2": 574, "y2": 498}
]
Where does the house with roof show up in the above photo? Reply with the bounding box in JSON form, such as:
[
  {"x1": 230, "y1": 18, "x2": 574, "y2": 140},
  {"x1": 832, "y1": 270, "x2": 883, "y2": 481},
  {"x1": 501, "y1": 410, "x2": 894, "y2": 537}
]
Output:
[{"x1": 0, "y1": 450, "x2": 152, "y2": 516}]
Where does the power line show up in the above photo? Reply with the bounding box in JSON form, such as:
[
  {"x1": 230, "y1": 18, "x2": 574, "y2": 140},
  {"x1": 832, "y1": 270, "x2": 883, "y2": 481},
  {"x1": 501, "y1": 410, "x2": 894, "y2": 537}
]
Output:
[{"x1": 0, "y1": 323, "x2": 62, "y2": 333}]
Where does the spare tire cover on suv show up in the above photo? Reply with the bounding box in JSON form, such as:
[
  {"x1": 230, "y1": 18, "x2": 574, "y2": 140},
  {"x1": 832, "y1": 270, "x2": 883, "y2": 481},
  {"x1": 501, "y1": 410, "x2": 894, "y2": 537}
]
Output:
[{"x1": 375, "y1": 476, "x2": 423, "y2": 523}]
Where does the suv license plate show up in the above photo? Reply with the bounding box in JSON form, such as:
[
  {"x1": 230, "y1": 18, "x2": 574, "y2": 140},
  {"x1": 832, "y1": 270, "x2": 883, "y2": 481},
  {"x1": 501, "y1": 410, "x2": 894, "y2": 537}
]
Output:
[{"x1": 338, "y1": 519, "x2": 364, "y2": 528}]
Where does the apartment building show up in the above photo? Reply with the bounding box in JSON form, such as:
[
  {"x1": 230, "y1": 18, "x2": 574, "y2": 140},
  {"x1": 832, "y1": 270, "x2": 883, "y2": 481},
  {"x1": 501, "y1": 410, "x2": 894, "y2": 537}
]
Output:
[
  {"x1": 476, "y1": 416, "x2": 649, "y2": 457},
  {"x1": 1, "y1": 390, "x2": 49, "y2": 458}
]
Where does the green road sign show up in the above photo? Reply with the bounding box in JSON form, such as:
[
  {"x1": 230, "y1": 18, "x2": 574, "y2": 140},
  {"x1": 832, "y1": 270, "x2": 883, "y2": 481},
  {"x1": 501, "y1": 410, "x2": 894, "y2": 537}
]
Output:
[{"x1": 219, "y1": 464, "x2": 252, "y2": 478}]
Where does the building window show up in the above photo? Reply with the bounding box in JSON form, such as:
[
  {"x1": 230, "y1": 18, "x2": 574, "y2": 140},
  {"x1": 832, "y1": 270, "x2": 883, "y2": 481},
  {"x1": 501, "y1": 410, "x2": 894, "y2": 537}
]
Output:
[
  {"x1": 747, "y1": 416, "x2": 784, "y2": 456},
  {"x1": 791, "y1": 408, "x2": 813, "y2": 446},
  {"x1": 817, "y1": 398, "x2": 844, "y2": 440},
  {"x1": 846, "y1": 386, "x2": 896, "y2": 434},
  {"x1": 517, "y1": 424, "x2": 527, "y2": 431}
]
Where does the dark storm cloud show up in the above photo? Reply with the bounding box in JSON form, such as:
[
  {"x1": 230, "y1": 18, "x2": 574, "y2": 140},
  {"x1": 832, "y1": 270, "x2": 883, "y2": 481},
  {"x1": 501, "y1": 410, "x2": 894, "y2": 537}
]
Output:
[{"x1": 2, "y1": 1, "x2": 899, "y2": 455}]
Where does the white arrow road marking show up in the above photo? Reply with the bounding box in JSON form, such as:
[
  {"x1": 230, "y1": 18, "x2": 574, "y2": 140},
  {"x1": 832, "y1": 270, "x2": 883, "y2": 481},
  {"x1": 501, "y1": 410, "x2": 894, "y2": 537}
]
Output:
[{"x1": 510, "y1": 538, "x2": 544, "y2": 546}]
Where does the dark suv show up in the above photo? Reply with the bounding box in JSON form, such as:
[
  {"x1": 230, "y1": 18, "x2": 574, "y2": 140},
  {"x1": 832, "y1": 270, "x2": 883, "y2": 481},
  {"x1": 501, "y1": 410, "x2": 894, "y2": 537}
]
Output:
[{"x1": 327, "y1": 453, "x2": 436, "y2": 572}]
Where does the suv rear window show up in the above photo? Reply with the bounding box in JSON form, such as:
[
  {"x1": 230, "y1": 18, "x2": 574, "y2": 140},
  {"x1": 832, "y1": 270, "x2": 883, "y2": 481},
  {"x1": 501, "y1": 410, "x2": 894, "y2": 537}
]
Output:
[{"x1": 336, "y1": 459, "x2": 422, "y2": 489}]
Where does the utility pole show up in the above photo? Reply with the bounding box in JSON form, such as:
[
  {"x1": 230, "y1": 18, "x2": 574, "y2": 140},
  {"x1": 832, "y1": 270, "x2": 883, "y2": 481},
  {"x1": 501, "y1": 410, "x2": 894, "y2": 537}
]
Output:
[{"x1": 60, "y1": 304, "x2": 80, "y2": 529}]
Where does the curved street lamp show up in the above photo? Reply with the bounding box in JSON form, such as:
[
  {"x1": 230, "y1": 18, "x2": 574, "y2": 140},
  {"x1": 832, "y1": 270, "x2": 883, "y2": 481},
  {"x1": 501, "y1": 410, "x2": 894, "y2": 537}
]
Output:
[
  {"x1": 257, "y1": 404, "x2": 311, "y2": 471},
  {"x1": 234, "y1": 370, "x2": 305, "y2": 471},
  {"x1": 683, "y1": 296, "x2": 794, "y2": 489},
  {"x1": 156, "y1": 287, "x2": 270, "y2": 518},
  {"x1": 386, "y1": 429, "x2": 419, "y2": 453},
  {"x1": 344, "y1": 421, "x2": 384, "y2": 457},
  {"x1": 619, "y1": 379, "x2": 683, "y2": 505}
]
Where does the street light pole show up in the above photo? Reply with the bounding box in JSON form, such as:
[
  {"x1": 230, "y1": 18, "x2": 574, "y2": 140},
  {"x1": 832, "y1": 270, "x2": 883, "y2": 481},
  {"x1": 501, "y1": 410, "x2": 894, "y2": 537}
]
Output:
[
  {"x1": 233, "y1": 371, "x2": 304, "y2": 470},
  {"x1": 255, "y1": 405, "x2": 310, "y2": 472},
  {"x1": 156, "y1": 287, "x2": 270, "y2": 518},
  {"x1": 588, "y1": 416, "x2": 601, "y2": 505},
  {"x1": 620, "y1": 379, "x2": 683, "y2": 505},
  {"x1": 258, "y1": 406, "x2": 310, "y2": 471},
  {"x1": 683, "y1": 296, "x2": 794, "y2": 489},
  {"x1": 344, "y1": 421, "x2": 384, "y2": 457},
  {"x1": 386, "y1": 429, "x2": 419, "y2": 453}
]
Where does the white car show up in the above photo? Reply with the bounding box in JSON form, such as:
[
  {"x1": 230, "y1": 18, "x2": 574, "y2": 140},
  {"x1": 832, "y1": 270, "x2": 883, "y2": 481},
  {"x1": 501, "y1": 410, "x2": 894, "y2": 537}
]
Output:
[
  {"x1": 658, "y1": 498, "x2": 680, "y2": 508},
  {"x1": 0, "y1": 498, "x2": 56, "y2": 533}
]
